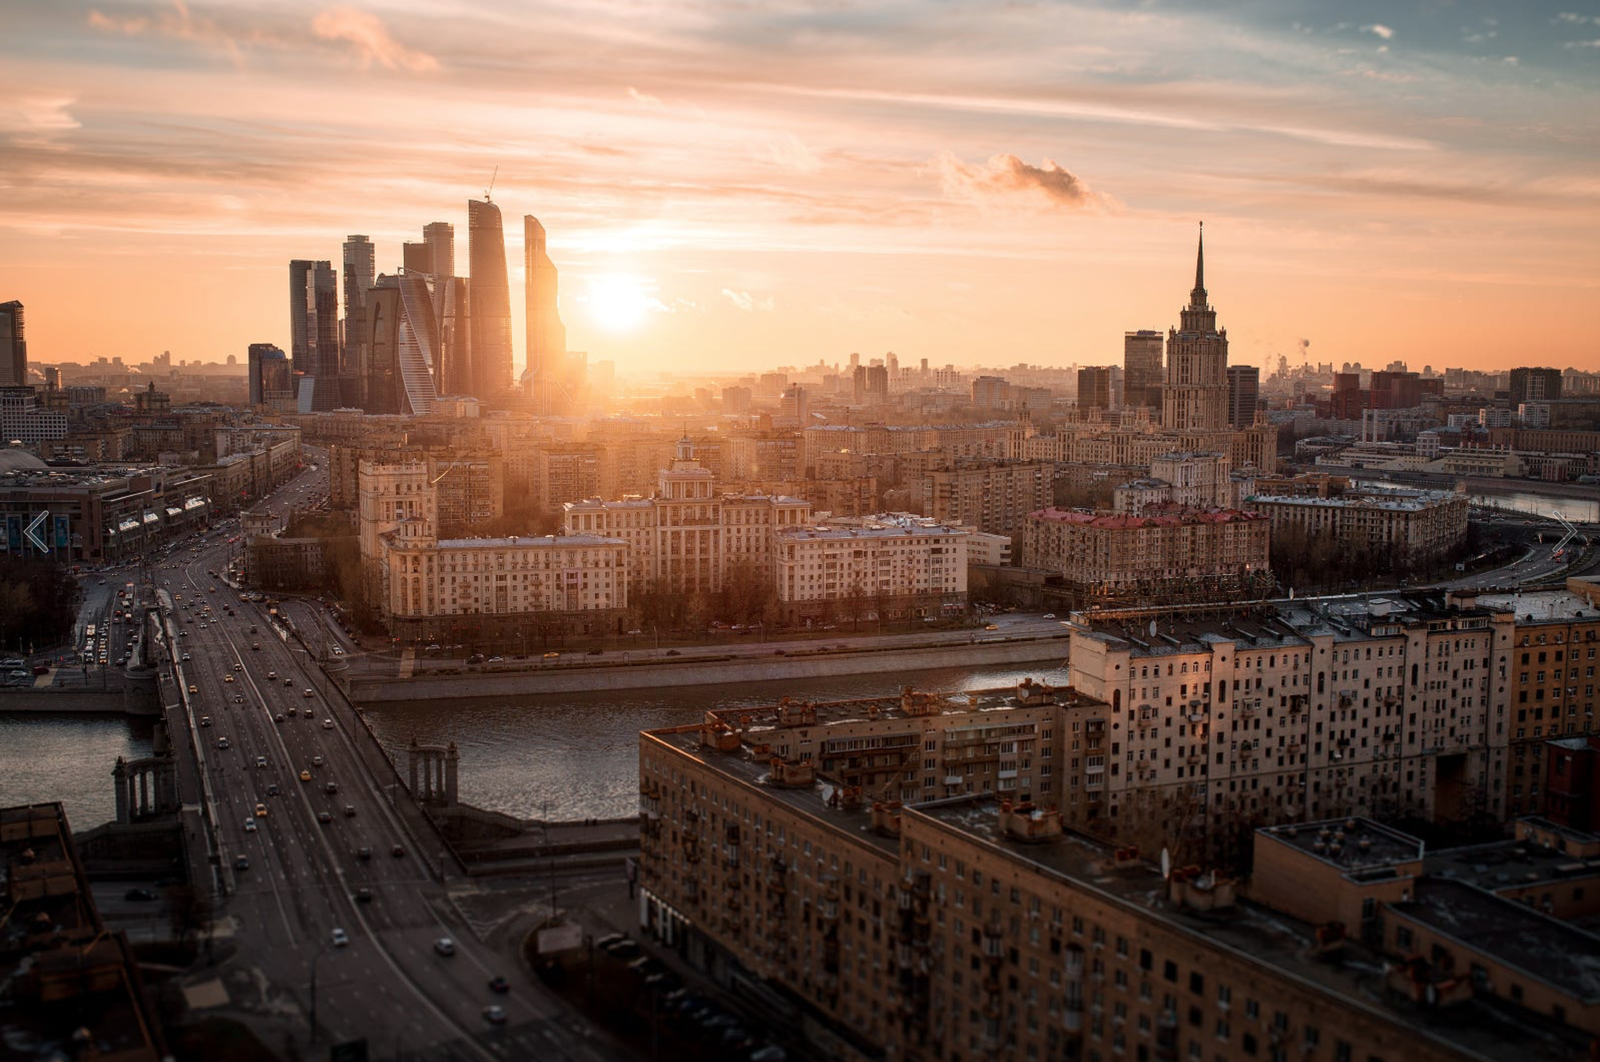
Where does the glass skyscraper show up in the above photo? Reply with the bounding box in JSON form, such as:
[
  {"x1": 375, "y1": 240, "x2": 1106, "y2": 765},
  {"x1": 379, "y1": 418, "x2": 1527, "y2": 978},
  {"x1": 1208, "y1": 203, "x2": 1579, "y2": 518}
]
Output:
[{"x1": 467, "y1": 199, "x2": 512, "y2": 401}]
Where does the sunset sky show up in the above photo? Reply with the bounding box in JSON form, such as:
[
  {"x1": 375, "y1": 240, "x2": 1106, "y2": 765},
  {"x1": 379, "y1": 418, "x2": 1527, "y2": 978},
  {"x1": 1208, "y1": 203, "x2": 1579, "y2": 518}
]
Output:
[{"x1": 2, "y1": 0, "x2": 1596, "y2": 377}]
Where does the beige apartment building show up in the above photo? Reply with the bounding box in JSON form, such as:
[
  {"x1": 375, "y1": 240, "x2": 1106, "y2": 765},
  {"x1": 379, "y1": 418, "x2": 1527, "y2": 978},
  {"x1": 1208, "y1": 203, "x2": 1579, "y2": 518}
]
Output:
[
  {"x1": 562, "y1": 437, "x2": 810, "y2": 596},
  {"x1": 1023, "y1": 506, "x2": 1271, "y2": 604},
  {"x1": 638, "y1": 685, "x2": 1588, "y2": 1062},
  {"x1": 773, "y1": 522, "x2": 969, "y2": 623},
  {"x1": 919, "y1": 459, "x2": 1054, "y2": 538},
  {"x1": 1243, "y1": 486, "x2": 1469, "y2": 566},
  {"x1": 1066, "y1": 593, "x2": 1511, "y2": 865}
]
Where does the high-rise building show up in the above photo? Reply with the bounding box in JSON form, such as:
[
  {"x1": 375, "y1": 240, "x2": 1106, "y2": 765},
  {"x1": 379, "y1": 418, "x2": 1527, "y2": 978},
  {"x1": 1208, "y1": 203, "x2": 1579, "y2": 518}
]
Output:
[
  {"x1": 1226, "y1": 364, "x2": 1259, "y2": 427},
  {"x1": 402, "y1": 242, "x2": 433, "y2": 274},
  {"x1": 467, "y1": 198, "x2": 512, "y2": 401},
  {"x1": 522, "y1": 215, "x2": 570, "y2": 414},
  {"x1": 1122, "y1": 328, "x2": 1163, "y2": 413},
  {"x1": 363, "y1": 274, "x2": 440, "y2": 416},
  {"x1": 1162, "y1": 224, "x2": 1229, "y2": 431},
  {"x1": 423, "y1": 221, "x2": 454, "y2": 278},
  {"x1": 247, "y1": 343, "x2": 291, "y2": 408},
  {"x1": 1509, "y1": 366, "x2": 1562, "y2": 407},
  {"x1": 432, "y1": 275, "x2": 471, "y2": 397},
  {"x1": 342, "y1": 235, "x2": 375, "y2": 408},
  {"x1": 0, "y1": 300, "x2": 26, "y2": 387},
  {"x1": 289, "y1": 260, "x2": 341, "y2": 410},
  {"x1": 1077, "y1": 365, "x2": 1113, "y2": 412}
]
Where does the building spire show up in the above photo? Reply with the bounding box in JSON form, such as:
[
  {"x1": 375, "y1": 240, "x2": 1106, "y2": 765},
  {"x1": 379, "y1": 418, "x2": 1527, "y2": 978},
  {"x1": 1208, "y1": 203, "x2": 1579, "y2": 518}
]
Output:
[{"x1": 1190, "y1": 220, "x2": 1207, "y2": 308}]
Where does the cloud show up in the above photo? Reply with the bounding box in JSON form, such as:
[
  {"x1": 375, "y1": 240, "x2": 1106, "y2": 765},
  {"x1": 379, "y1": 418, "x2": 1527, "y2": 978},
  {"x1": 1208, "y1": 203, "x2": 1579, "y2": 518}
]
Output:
[
  {"x1": 721, "y1": 288, "x2": 773, "y2": 312},
  {"x1": 87, "y1": 0, "x2": 246, "y2": 66},
  {"x1": 1363, "y1": 24, "x2": 1395, "y2": 40},
  {"x1": 935, "y1": 153, "x2": 1115, "y2": 211},
  {"x1": 0, "y1": 96, "x2": 81, "y2": 134},
  {"x1": 763, "y1": 134, "x2": 821, "y2": 174},
  {"x1": 311, "y1": 7, "x2": 438, "y2": 73},
  {"x1": 628, "y1": 86, "x2": 664, "y2": 107}
]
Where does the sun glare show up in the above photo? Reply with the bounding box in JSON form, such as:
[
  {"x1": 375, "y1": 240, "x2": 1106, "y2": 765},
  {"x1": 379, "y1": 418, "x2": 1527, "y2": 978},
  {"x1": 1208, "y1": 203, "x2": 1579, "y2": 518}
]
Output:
[{"x1": 585, "y1": 274, "x2": 652, "y2": 332}]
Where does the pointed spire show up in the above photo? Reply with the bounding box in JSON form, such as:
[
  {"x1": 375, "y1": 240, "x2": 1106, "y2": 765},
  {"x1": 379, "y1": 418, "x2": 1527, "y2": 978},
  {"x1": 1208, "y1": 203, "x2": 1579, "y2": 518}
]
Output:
[{"x1": 1190, "y1": 220, "x2": 1207, "y2": 308}]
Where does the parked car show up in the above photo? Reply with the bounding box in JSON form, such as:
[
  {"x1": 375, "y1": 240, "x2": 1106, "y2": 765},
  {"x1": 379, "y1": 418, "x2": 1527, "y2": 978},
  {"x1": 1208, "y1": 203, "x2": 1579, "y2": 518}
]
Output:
[{"x1": 434, "y1": 937, "x2": 456, "y2": 956}]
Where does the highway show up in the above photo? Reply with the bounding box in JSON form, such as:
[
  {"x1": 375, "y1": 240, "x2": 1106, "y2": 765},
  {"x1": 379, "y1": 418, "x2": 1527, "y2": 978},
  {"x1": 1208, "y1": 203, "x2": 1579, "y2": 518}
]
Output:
[{"x1": 157, "y1": 454, "x2": 623, "y2": 1060}]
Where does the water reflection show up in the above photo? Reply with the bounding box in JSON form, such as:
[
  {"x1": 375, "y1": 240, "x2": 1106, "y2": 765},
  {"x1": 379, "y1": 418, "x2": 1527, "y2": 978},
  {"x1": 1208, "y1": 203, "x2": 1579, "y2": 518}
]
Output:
[
  {"x1": 365, "y1": 661, "x2": 1071, "y2": 820},
  {"x1": 0, "y1": 715, "x2": 156, "y2": 829}
]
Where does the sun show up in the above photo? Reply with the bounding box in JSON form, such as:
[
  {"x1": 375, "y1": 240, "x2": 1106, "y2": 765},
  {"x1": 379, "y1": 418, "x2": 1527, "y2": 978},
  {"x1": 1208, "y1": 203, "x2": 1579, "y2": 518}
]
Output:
[{"x1": 585, "y1": 274, "x2": 652, "y2": 332}]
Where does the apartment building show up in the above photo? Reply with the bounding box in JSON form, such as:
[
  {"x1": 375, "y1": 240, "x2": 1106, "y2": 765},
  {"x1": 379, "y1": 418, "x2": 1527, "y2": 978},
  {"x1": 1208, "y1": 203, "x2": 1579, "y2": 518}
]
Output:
[
  {"x1": 1244, "y1": 486, "x2": 1469, "y2": 566},
  {"x1": 562, "y1": 437, "x2": 810, "y2": 596},
  {"x1": 1023, "y1": 506, "x2": 1271, "y2": 604},
  {"x1": 774, "y1": 522, "x2": 968, "y2": 623},
  {"x1": 919, "y1": 460, "x2": 1053, "y2": 538},
  {"x1": 638, "y1": 690, "x2": 1585, "y2": 1062}
]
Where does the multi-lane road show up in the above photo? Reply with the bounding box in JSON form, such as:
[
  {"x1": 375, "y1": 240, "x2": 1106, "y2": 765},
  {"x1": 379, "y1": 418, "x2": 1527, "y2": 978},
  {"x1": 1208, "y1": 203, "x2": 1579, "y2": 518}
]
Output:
[{"x1": 157, "y1": 457, "x2": 623, "y2": 1060}]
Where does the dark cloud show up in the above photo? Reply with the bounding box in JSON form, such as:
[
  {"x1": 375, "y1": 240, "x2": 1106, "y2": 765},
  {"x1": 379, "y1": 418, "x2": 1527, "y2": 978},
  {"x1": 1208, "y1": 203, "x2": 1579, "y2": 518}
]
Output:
[{"x1": 935, "y1": 152, "x2": 1115, "y2": 211}]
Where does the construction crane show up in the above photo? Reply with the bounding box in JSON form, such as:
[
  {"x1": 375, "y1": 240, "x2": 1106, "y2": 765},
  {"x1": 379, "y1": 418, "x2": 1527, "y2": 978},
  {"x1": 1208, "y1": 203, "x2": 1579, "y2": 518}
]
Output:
[{"x1": 484, "y1": 165, "x2": 498, "y2": 202}]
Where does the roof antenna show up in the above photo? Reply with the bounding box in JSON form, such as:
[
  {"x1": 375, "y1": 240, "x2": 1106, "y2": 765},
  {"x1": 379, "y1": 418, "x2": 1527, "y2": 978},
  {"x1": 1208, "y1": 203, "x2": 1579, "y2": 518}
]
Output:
[{"x1": 484, "y1": 165, "x2": 498, "y2": 202}]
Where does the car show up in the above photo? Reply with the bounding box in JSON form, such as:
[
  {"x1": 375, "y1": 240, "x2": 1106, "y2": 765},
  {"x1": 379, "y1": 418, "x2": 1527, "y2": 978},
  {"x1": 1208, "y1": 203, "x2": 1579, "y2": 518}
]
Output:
[
  {"x1": 287, "y1": 706, "x2": 297, "y2": 717},
  {"x1": 216, "y1": 737, "x2": 230, "y2": 750},
  {"x1": 466, "y1": 654, "x2": 485, "y2": 665},
  {"x1": 274, "y1": 712, "x2": 285, "y2": 723},
  {"x1": 233, "y1": 695, "x2": 244, "y2": 703},
  {"x1": 199, "y1": 715, "x2": 211, "y2": 727},
  {"x1": 665, "y1": 649, "x2": 681, "y2": 656},
  {"x1": 542, "y1": 651, "x2": 560, "y2": 660},
  {"x1": 353, "y1": 887, "x2": 373, "y2": 904},
  {"x1": 627, "y1": 955, "x2": 665, "y2": 978},
  {"x1": 1042, "y1": 613, "x2": 1056, "y2": 620},
  {"x1": 482, "y1": 1005, "x2": 506, "y2": 1025},
  {"x1": 594, "y1": 932, "x2": 628, "y2": 950},
  {"x1": 255, "y1": 755, "x2": 267, "y2": 768},
  {"x1": 313, "y1": 754, "x2": 324, "y2": 767},
  {"x1": 303, "y1": 689, "x2": 314, "y2": 698},
  {"x1": 234, "y1": 855, "x2": 250, "y2": 871},
  {"x1": 585, "y1": 647, "x2": 603, "y2": 656},
  {"x1": 243, "y1": 819, "x2": 257, "y2": 833},
  {"x1": 284, "y1": 678, "x2": 293, "y2": 687},
  {"x1": 267, "y1": 670, "x2": 277, "y2": 680},
  {"x1": 391, "y1": 844, "x2": 405, "y2": 858},
  {"x1": 223, "y1": 675, "x2": 234, "y2": 683},
  {"x1": 322, "y1": 718, "x2": 334, "y2": 730},
  {"x1": 434, "y1": 937, "x2": 456, "y2": 956},
  {"x1": 265, "y1": 784, "x2": 278, "y2": 796},
  {"x1": 181, "y1": 653, "x2": 191, "y2": 662},
  {"x1": 124, "y1": 887, "x2": 157, "y2": 902},
  {"x1": 252, "y1": 643, "x2": 260, "y2": 651},
  {"x1": 331, "y1": 927, "x2": 349, "y2": 947},
  {"x1": 356, "y1": 846, "x2": 372, "y2": 860},
  {"x1": 232, "y1": 663, "x2": 243, "y2": 672},
  {"x1": 749, "y1": 1046, "x2": 788, "y2": 1062},
  {"x1": 984, "y1": 624, "x2": 999, "y2": 631},
  {"x1": 602, "y1": 937, "x2": 641, "y2": 959},
  {"x1": 324, "y1": 781, "x2": 338, "y2": 794},
  {"x1": 316, "y1": 811, "x2": 332, "y2": 825},
  {"x1": 300, "y1": 769, "x2": 312, "y2": 782},
  {"x1": 488, "y1": 975, "x2": 510, "y2": 993},
  {"x1": 626, "y1": 629, "x2": 642, "y2": 636},
  {"x1": 188, "y1": 684, "x2": 198, "y2": 694},
  {"x1": 330, "y1": 646, "x2": 344, "y2": 656}
]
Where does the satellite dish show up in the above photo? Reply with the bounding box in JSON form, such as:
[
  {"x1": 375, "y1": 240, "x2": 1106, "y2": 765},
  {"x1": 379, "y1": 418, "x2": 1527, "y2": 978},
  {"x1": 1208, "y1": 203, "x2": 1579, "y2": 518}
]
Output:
[
  {"x1": 1149, "y1": 619, "x2": 1157, "y2": 638},
  {"x1": 1160, "y1": 847, "x2": 1171, "y2": 880}
]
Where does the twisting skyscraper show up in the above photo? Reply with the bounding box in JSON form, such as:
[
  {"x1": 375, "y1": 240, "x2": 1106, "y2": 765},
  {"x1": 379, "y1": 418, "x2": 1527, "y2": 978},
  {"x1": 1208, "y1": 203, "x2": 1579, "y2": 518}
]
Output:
[
  {"x1": 364, "y1": 274, "x2": 440, "y2": 416},
  {"x1": 290, "y1": 259, "x2": 341, "y2": 411},
  {"x1": 1162, "y1": 224, "x2": 1229, "y2": 432},
  {"x1": 522, "y1": 215, "x2": 569, "y2": 414},
  {"x1": 467, "y1": 199, "x2": 512, "y2": 401}
]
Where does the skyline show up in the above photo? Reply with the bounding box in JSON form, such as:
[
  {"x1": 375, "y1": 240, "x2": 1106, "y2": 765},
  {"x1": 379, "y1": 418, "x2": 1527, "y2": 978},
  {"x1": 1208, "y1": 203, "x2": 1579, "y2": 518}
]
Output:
[{"x1": 2, "y1": 1, "x2": 1598, "y2": 376}]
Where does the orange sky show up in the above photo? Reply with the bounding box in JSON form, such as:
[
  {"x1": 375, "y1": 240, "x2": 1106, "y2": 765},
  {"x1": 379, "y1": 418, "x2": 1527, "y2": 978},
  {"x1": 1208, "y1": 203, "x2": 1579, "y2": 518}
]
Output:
[{"x1": 2, "y1": 1, "x2": 1597, "y2": 377}]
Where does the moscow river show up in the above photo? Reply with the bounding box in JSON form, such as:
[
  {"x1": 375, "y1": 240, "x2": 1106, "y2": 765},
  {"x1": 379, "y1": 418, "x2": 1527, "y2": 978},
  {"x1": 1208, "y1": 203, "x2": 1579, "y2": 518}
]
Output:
[
  {"x1": 1471, "y1": 489, "x2": 1599, "y2": 524},
  {"x1": 0, "y1": 714, "x2": 156, "y2": 830},
  {"x1": 363, "y1": 659, "x2": 1071, "y2": 821},
  {"x1": 3, "y1": 660, "x2": 1069, "y2": 826}
]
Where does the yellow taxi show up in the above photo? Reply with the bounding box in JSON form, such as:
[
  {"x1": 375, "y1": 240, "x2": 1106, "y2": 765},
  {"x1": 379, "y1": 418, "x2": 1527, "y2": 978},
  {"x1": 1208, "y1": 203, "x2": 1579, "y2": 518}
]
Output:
[
  {"x1": 254, "y1": 802, "x2": 268, "y2": 817},
  {"x1": 224, "y1": 675, "x2": 235, "y2": 683},
  {"x1": 188, "y1": 684, "x2": 198, "y2": 693},
  {"x1": 299, "y1": 769, "x2": 312, "y2": 782}
]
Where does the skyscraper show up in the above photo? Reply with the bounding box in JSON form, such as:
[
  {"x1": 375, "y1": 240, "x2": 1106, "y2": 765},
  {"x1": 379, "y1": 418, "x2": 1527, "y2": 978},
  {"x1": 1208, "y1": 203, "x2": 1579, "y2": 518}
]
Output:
[
  {"x1": 342, "y1": 236, "x2": 375, "y2": 408},
  {"x1": 423, "y1": 222, "x2": 454, "y2": 277},
  {"x1": 522, "y1": 215, "x2": 570, "y2": 414},
  {"x1": 247, "y1": 343, "x2": 291, "y2": 409},
  {"x1": 433, "y1": 275, "x2": 472, "y2": 397},
  {"x1": 467, "y1": 198, "x2": 512, "y2": 401},
  {"x1": 402, "y1": 242, "x2": 433, "y2": 275},
  {"x1": 0, "y1": 300, "x2": 26, "y2": 387},
  {"x1": 364, "y1": 274, "x2": 440, "y2": 416},
  {"x1": 1509, "y1": 366, "x2": 1562, "y2": 407},
  {"x1": 1122, "y1": 329, "x2": 1163, "y2": 414},
  {"x1": 290, "y1": 259, "x2": 341, "y2": 411},
  {"x1": 1077, "y1": 366, "x2": 1113, "y2": 413},
  {"x1": 1226, "y1": 364, "x2": 1260, "y2": 428},
  {"x1": 1162, "y1": 224, "x2": 1229, "y2": 432}
]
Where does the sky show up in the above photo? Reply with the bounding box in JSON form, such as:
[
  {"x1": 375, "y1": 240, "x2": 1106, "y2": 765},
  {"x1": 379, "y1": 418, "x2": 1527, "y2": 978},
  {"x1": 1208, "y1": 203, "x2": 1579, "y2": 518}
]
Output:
[{"x1": 1, "y1": 0, "x2": 1597, "y2": 378}]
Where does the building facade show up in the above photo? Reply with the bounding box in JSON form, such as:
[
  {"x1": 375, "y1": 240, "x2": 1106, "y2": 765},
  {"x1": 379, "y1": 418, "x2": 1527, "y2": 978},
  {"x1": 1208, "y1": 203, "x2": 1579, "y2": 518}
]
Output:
[
  {"x1": 1162, "y1": 227, "x2": 1229, "y2": 432},
  {"x1": 1243, "y1": 487, "x2": 1469, "y2": 567},
  {"x1": 467, "y1": 198, "x2": 512, "y2": 400},
  {"x1": 774, "y1": 522, "x2": 968, "y2": 623},
  {"x1": 0, "y1": 300, "x2": 26, "y2": 386}
]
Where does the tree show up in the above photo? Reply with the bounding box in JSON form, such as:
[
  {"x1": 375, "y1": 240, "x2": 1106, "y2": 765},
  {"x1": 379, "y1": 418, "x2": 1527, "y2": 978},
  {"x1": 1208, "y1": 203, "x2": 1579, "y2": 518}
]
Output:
[{"x1": 0, "y1": 556, "x2": 80, "y2": 651}]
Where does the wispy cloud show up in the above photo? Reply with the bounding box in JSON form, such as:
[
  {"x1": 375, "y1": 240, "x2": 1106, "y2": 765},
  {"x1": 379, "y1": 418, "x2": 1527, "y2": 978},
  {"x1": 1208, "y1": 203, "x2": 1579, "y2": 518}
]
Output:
[
  {"x1": 1363, "y1": 24, "x2": 1395, "y2": 40},
  {"x1": 935, "y1": 153, "x2": 1115, "y2": 212},
  {"x1": 310, "y1": 7, "x2": 438, "y2": 73},
  {"x1": 87, "y1": 0, "x2": 247, "y2": 66},
  {"x1": 721, "y1": 288, "x2": 773, "y2": 312}
]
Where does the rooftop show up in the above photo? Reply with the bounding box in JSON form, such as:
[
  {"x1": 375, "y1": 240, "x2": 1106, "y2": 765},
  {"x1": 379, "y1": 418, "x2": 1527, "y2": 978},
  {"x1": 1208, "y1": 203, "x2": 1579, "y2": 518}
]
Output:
[
  {"x1": 1245, "y1": 488, "x2": 1465, "y2": 512},
  {"x1": 435, "y1": 533, "x2": 627, "y2": 550},
  {"x1": 1029, "y1": 505, "x2": 1266, "y2": 529},
  {"x1": 1258, "y1": 817, "x2": 1424, "y2": 873}
]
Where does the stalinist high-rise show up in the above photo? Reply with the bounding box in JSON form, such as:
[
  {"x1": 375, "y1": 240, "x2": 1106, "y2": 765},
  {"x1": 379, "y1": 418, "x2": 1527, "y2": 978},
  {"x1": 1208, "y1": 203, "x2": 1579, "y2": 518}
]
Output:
[{"x1": 1161, "y1": 224, "x2": 1230, "y2": 432}]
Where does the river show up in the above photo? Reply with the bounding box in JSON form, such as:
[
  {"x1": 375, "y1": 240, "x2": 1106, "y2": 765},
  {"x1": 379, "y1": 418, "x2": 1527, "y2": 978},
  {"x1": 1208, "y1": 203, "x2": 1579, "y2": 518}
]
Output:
[
  {"x1": 363, "y1": 659, "x2": 1071, "y2": 821},
  {"x1": 1470, "y1": 490, "x2": 1599, "y2": 524},
  {"x1": 0, "y1": 715, "x2": 156, "y2": 830}
]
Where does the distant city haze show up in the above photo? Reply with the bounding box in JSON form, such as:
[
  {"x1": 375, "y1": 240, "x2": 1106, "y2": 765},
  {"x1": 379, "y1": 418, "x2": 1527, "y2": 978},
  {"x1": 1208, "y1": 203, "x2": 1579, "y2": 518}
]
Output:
[{"x1": 1, "y1": 2, "x2": 1596, "y2": 373}]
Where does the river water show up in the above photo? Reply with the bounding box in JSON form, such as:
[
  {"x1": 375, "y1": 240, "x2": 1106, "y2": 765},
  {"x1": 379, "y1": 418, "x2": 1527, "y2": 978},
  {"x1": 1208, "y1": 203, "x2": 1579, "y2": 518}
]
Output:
[
  {"x1": 0, "y1": 715, "x2": 156, "y2": 830},
  {"x1": 363, "y1": 659, "x2": 1071, "y2": 821},
  {"x1": 1470, "y1": 490, "x2": 1599, "y2": 524}
]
